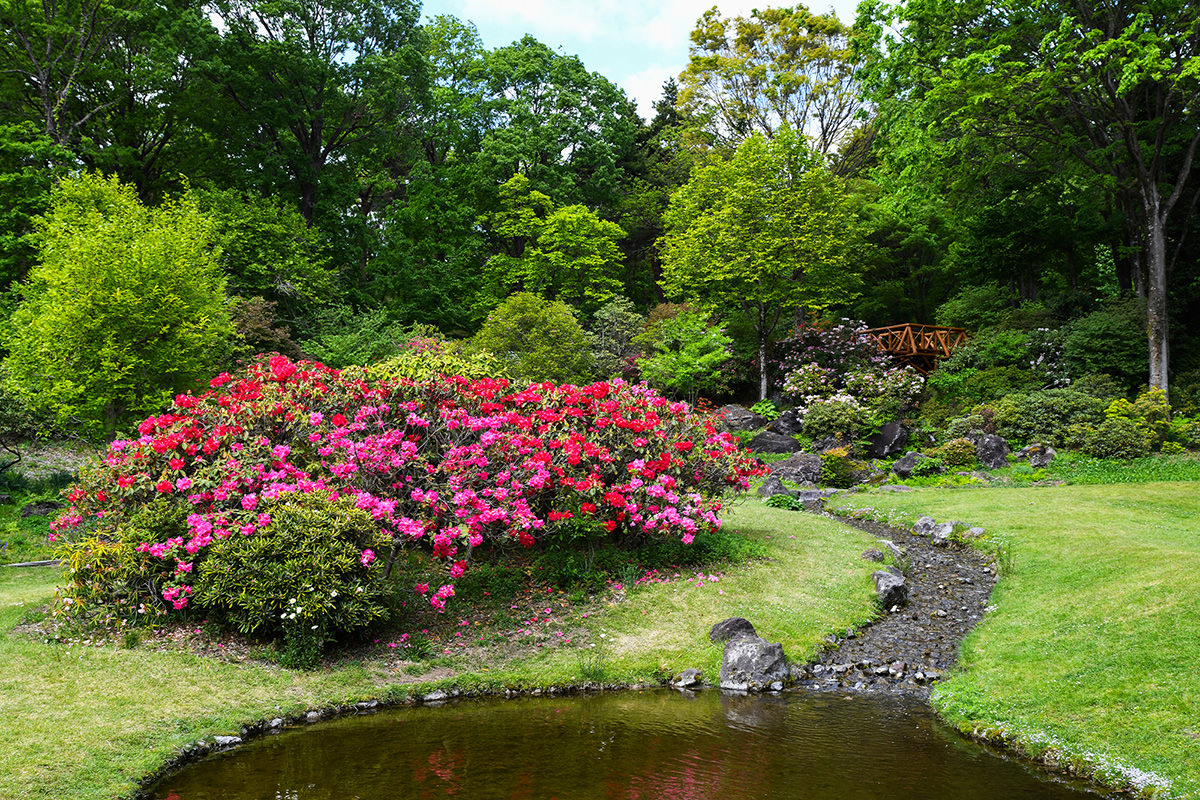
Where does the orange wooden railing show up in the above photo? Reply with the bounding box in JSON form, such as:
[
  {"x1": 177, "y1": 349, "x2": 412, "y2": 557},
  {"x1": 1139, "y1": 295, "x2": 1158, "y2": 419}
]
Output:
[{"x1": 864, "y1": 324, "x2": 967, "y2": 373}]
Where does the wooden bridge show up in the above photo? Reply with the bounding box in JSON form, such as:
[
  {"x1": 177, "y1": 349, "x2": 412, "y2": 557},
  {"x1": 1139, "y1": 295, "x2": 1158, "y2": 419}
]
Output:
[{"x1": 864, "y1": 324, "x2": 967, "y2": 374}]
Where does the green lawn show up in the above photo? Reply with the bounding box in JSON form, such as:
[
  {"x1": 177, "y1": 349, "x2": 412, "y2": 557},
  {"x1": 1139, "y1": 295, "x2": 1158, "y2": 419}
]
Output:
[
  {"x1": 834, "y1": 481, "x2": 1200, "y2": 799},
  {"x1": 0, "y1": 501, "x2": 878, "y2": 800}
]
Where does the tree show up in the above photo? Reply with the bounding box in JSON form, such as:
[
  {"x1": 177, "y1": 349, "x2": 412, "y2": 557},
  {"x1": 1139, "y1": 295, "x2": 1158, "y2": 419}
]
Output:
[
  {"x1": 678, "y1": 4, "x2": 861, "y2": 158},
  {"x1": 859, "y1": 0, "x2": 1200, "y2": 396},
  {"x1": 482, "y1": 174, "x2": 626, "y2": 312},
  {"x1": 5, "y1": 173, "x2": 232, "y2": 436},
  {"x1": 660, "y1": 127, "x2": 863, "y2": 399},
  {"x1": 635, "y1": 308, "x2": 732, "y2": 403}
]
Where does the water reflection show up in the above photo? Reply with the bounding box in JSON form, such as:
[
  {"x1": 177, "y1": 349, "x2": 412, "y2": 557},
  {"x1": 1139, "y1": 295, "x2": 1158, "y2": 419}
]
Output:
[{"x1": 151, "y1": 690, "x2": 1103, "y2": 800}]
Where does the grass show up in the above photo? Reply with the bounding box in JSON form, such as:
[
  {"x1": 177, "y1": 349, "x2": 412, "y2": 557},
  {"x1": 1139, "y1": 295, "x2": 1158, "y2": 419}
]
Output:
[
  {"x1": 0, "y1": 500, "x2": 879, "y2": 800},
  {"x1": 833, "y1": 481, "x2": 1200, "y2": 798}
]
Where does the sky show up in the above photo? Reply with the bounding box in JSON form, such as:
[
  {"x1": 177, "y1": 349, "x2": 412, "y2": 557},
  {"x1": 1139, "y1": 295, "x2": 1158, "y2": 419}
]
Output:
[{"x1": 417, "y1": 0, "x2": 864, "y2": 121}]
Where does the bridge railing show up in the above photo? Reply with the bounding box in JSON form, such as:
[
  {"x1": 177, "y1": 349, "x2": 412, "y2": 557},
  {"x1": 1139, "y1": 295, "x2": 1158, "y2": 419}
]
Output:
[{"x1": 864, "y1": 324, "x2": 967, "y2": 372}]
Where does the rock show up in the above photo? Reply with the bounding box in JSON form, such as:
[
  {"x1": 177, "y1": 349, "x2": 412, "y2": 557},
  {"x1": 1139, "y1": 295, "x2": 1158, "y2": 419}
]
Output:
[
  {"x1": 269, "y1": 718, "x2": 283, "y2": 728},
  {"x1": 213, "y1": 735, "x2": 242, "y2": 747},
  {"x1": 20, "y1": 500, "x2": 63, "y2": 518},
  {"x1": 747, "y1": 430, "x2": 802, "y2": 454},
  {"x1": 912, "y1": 516, "x2": 937, "y2": 536},
  {"x1": 767, "y1": 408, "x2": 803, "y2": 437},
  {"x1": 674, "y1": 668, "x2": 703, "y2": 688},
  {"x1": 877, "y1": 539, "x2": 905, "y2": 560},
  {"x1": 877, "y1": 484, "x2": 914, "y2": 492},
  {"x1": 768, "y1": 453, "x2": 822, "y2": 485},
  {"x1": 422, "y1": 689, "x2": 448, "y2": 702},
  {"x1": 892, "y1": 451, "x2": 940, "y2": 478},
  {"x1": 756, "y1": 475, "x2": 793, "y2": 499},
  {"x1": 872, "y1": 567, "x2": 908, "y2": 608},
  {"x1": 866, "y1": 421, "x2": 910, "y2": 459},
  {"x1": 965, "y1": 526, "x2": 986, "y2": 539},
  {"x1": 709, "y1": 617, "x2": 757, "y2": 645},
  {"x1": 717, "y1": 404, "x2": 766, "y2": 432},
  {"x1": 967, "y1": 432, "x2": 1011, "y2": 469},
  {"x1": 931, "y1": 522, "x2": 955, "y2": 547},
  {"x1": 719, "y1": 634, "x2": 790, "y2": 691},
  {"x1": 0, "y1": 493, "x2": 11, "y2": 505},
  {"x1": 1015, "y1": 443, "x2": 1057, "y2": 469},
  {"x1": 812, "y1": 435, "x2": 850, "y2": 453},
  {"x1": 861, "y1": 548, "x2": 885, "y2": 562},
  {"x1": 306, "y1": 711, "x2": 322, "y2": 722}
]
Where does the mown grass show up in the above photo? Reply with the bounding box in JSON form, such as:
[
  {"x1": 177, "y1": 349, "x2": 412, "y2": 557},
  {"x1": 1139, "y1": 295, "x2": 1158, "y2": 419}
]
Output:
[
  {"x1": 0, "y1": 500, "x2": 878, "y2": 800},
  {"x1": 834, "y1": 482, "x2": 1200, "y2": 798}
]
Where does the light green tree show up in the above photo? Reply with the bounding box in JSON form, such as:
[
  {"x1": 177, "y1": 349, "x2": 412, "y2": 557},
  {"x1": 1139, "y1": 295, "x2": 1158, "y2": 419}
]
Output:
[
  {"x1": 635, "y1": 309, "x2": 732, "y2": 403},
  {"x1": 5, "y1": 173, "x2": 233, "y2": 436},
  {"x1": 660, "y1": 127, "x2": 862, "y2": 399},
  {"x1": 470, "y1": 291, "x2": 594, "y2": 385}
]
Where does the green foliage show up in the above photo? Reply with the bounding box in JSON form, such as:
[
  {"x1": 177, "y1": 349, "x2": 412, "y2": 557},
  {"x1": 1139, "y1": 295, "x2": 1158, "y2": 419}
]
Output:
[
  {"x1": 470, "y1": 292, "x2": 595, "y2": 384},
  {"x1": 1104, "y1": 387, "x2": 1171, "y2": 450},
  {"x1": 1062, "y1": 299, "x2": 1148, "y2": 391},
  {"x1": 588, "y1": 296, "x2": 645, "y2": 378},
  {"x1": 229, "y1": 296, "x2": 303, "y2": 361},
  {"x1": 635, "y1": 309, "x2": 732, "y2": 401},
  {"x1": 938, "y1": 437, "x2": 977, "y2": 467},
  {"x1": 1081, "y1": 417, "x2": 1152, "y2": 460},
  {"x1": 818, "y1": 446, "x2": 862, "y2": 488},
  {"x1": 0, "y1": 123, "x2": 67, "y2": 288},
  {"x1": 300, "y1": 306, "x2": 417, "y2": 368},
  {"x1": 5, "y1": 173, "x2": 233, "y2": 437},
  {"x1": 194, "y1": 494, "x2": 392, "y2": 666},
  {"x1": 749, "y1": 399, "x2": 779, "y2": 421},
  {"x1": 800, "y1": 397, "x2": 868, "y2": 441},
  {"x1": 367, "y1": 337, "x2": 511, "y2": 384},
  {"x1": 934, "y1": 283, "x2": 1016, "y2": 330},
  {"x1": 909, "y1": 455, "x2": 947, "y2": 478},
  {"x1": 993, "y1": 390, "x2": 1106, "y2": 447},
  {"x1": 763, "y1": 493, "x2": 805, "y2": 511}
]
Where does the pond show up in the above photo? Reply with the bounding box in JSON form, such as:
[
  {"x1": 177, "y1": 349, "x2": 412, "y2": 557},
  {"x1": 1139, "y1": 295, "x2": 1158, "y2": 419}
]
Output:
[{"x1": 149, "y1": 689, "x2": 1104, "y2": 799}]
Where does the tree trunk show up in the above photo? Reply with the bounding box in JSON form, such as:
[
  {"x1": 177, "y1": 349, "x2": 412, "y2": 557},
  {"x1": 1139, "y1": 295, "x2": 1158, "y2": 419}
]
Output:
[
  {"x1": 1141, "y1": 190, "x2": 1170, "y2": 398},
  {"x1": 758, "y1": 337, "x2": 768, "y2": 401}
]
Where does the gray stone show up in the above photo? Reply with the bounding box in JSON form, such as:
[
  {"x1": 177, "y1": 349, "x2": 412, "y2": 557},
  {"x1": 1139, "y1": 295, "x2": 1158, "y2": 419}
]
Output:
[
  {"x1": 861, "y1": 548, "x2": 885, "y2": 562},
  {"x1": 965, "y1": 526, "x2": 986, "y2": 539},
  {"x1": 967, "y1": 432, "x2": 1011, "y2": 469},
  {"x1": 767, "y1": 408, "x2": 803, "y2": 437},
  {"x1": 719, "y1": 634, "x2": 790, "y2": 691},
  {"x1": 768, "y1": 453, "x2": 822, "y2": 485},
  {"x1": 709, "y1": 617, "x2": 757, "y2": 645},
  {"x1": 912, "y1": 515, "x2": 937, "y2": 536},
  {"x1": 717, "y1": 405, "x2": 766, "y2": 432},
  {"x1": 892, "y1": 451, "x2": 939, "y2": 478},
  {"x1": 306, "y1": 711, "x2": 322, "y2": 722},
  {"x1": 867, "y1": 421, "x2": 910, "y2": 459},
  {"x1": 1015, "y1": 443, "x2": 1057, "y2": 469},
  {"x1": 877, "y1": 539, "x2": 905, "y2": 560},
  {"x1": 214, "y1": 735, "x2": 242, "y2": 747},
  {"x1": 878, "y1": 484, "x2": 914, "y2": 492},
  {"x1": 931, "y1": 522, "x2": 955, "y2": 547},
  {"x1": 756, "y1": 475, "x2": 793, "y2": 499},
  {"x1": 674, "y1": 668, "x2": 703, "y2": 688},
  {"x1": 812, "y1": 435, "x2": 851, "y2": 453},
  {"x1": 269, "y1": 718, "x2": 283, "y2": 728},
  {"x1": 20, "y1": 500, "x2": 63, "y2": 518},
  {"x1": 422, "y1": 689, "x2": 449, "y2": 702},
  {"x1": 872, "y1": 567, "x2": 908, "y2": 608},
  {"x1": 747, "y1": 430, "x2": 803, "y2": 454},
  {"x1": 0, "y1": 493, "x2": 11, "y2": 505}
]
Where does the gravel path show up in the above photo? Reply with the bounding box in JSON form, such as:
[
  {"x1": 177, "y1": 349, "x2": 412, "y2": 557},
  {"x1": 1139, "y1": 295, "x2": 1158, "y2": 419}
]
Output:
[{"x1": 792, "y1": 513, "x2": 999, "y2": 699}]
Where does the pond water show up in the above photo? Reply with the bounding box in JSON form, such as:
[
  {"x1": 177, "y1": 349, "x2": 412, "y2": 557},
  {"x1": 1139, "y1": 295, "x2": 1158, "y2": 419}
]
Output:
[{"x1": 149, "y1": 690, "x2": 1104, "y2": 800}]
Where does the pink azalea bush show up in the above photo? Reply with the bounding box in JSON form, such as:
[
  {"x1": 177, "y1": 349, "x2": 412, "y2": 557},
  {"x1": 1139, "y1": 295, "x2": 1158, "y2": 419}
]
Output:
[{"x1": 52, "y1": 356, "x2": 760, "y2": 649}]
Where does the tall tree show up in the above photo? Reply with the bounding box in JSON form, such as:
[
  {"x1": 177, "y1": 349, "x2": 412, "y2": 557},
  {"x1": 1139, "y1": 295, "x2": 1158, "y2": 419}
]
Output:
[
  {"x1": 660, "y1": 127, "x2": 862, "y2": 399},
  {"x1": 678, "y1": 4, "x2": 862, "y2": 158},
  {"x1": 859, "y1": 0, "x2": 1200, "y2": 396}
]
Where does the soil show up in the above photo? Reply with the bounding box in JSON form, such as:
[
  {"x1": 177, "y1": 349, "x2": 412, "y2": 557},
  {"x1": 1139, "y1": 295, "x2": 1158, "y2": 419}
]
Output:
[{"x1": 792, "y1": 511, "x2": 999, "y2": 699}]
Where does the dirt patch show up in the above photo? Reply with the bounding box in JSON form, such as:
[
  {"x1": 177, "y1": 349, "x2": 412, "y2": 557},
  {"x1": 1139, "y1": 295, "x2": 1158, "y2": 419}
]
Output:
[{"x1": 793, "y1": 513, "x2": 998, "y2": 699}]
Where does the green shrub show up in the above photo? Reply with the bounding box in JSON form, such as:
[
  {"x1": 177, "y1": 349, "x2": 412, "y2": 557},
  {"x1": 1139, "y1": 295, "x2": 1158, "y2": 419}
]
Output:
[
  {"x1": 909, "y1": 455, "x2": 946, "y2": 477},
  {"x1": 763, "y1": 493, "x2": 805, "y2": 511},
  {"x1": 368, "y1": 337, "x2": 511, "y2": 384},
  {"x1": 1069, "y1": 373, "x2": 1124, "y2": 401},
  {"x1": 1082, "y1": 417, "x2": 1152, "y2": 460},
  {"x1": 801, "y1": 397, "x2": 868, "y2": 440},
  {"x1": 938, "y1": 437, "x2": 977, "y2": 467},
  {"x1": 1161, "y1": 440, "x2": 1186, "y2": 455},
  {"x1": 635, "y1": 309, "x2": 732, "y2": 402},
  {"x1": 819, "y1": 446, "x2": 864, "y2": 488},
  {"x1": 589, "y1": 297, "x2": 645, "y2": 378},
  {"x1": 300, "y1": 306, "x2": 416, "y2": 368},
  {"x1": 934, "y1": 283, "x2": 1016, "y2": 330},
  {"x1": 471, "y1": 292, "x2": 596, "y2": 384},
  {"x1": 994, "y1": 389, "x2": 1106, "y2": 446},
  {"x1": 1104, "y1": 387, "x2": 1170, "y2": 450},
  {"x1": 194, "y1": 494, "x2": 392, "y2": 667},
  {"x1": 750, "y1": 399, "x2": 780, "y2": 421},
  {"x1": 1062, "y1": 299, "x2": 1147, "y2": 391}
]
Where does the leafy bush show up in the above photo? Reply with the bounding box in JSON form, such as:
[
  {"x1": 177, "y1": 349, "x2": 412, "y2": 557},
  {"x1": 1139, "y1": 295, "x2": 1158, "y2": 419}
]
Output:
[
  {"x1": 195, "y1": 494, "x2": 391, "y2": 667},
  {"x1": 368, "y1": 336, "x2": 511, "y2": 384},
  {"x1": 471, "y1": 292, "x2": 596, "y2": 384},
  {"x1": 938, "y1": 437, "x2": 977, "y2": 467},
  {"x1": 635, "y1": 309, "x2": 732, "y2": 402},
  {"x1": 934, "y1": 283, "x2": 1016, "y2": 330},
  {"x1": 763, "y1": 493, "x2": 805, "y2": 510},
  {"x1": 1082, "y1": 417, "x2": 1152, "y2": 460},
  {"x1": 994, "y1": 389, "x2": 1106, "y2": 446},
  {"x1": 51, "y1": 357, "x2": 761, "y2": 638},
  {"x1": 1062, "y1": 299, "x2": 1147, "y2": 391},
  {"x1": 800, "y1": 395, "x2": 869, "y2": 440},
  {"x1": 819, "y1": 446, "x2": 861, "y2": 488},
  {"x1": 909, "y1": 456, "x2": 947, "y2": 477},
  {"x1": 749, "y1": 399, "x2": 780, "y2": 421},
  {"x1": 944, "y1": 413, "x2": 986, "y2": 439},
  {"x1": 300, "y1": 306, "x2": 417, "y2": 368},
  {"x1": 1104, "y1": 387, "x2": 1170, "y2": 450},
  {"x1": 589, "y1": 297, "x2": 645, "y2": 379}
]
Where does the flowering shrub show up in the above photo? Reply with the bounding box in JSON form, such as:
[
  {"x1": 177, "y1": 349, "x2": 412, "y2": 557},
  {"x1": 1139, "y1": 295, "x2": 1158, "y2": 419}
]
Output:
[{"x1": 51, "y1": 356, "x2": 759, "y2": 643}]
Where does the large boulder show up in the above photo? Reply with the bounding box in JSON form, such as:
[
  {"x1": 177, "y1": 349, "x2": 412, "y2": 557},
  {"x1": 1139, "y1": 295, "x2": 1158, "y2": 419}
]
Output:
[
  {"x1": 756, "y1": 475, "x2": 793, "y2": 499},
  {"x1": 967, "y1": 432, "x2": 1011, "y2": 470},
  {"x1": 768, "y1": 453, "x2": 822, "y2": 485},
  {"x1": 872, "y1": 567, "x2": 908, "y2": 609},
  {"x1": 719, "y1": 634, "x2": 790, "y2": 691},
  {"x1": 21, "y1": 500, "x2": 63, "y2": 518},
  {"x1": 767, "y1": 408, "x2": 803, "y2": 437},
  {"x1": 866, "y1": 421, "x2": 910, "y2": 459},
  {"x1": 1014, "y1": 443, "x2": 1057, "y2": 469},
  {"x1": 747, "y1": 430, "x2": 803, "y2": 454},
  {"x1": 717, "y1": 405, "x2": 766, "y2": 432},
  {"x1": 892, "y1": 451, "x2": 940, "y2": 478},
  {"x1": 710, "y1": 617, "x2": 758, "y2": 645}
]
